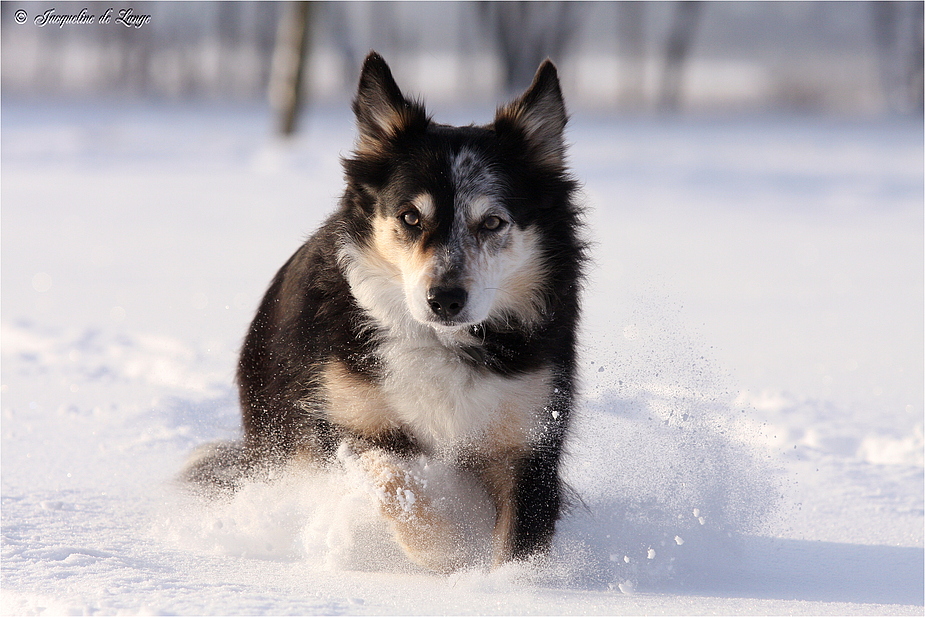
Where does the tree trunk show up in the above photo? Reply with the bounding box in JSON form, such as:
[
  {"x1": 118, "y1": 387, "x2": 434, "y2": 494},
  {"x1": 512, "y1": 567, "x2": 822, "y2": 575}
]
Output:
[
  {"x1": 269, "y1": 1, "x2": 312, "y2": 136},
  {"x1": 616, "y1": 1, "x2": 646, "y2": 110},
  {"x1": 659, "y1": 1, "x2": 701, "y2": 112}
]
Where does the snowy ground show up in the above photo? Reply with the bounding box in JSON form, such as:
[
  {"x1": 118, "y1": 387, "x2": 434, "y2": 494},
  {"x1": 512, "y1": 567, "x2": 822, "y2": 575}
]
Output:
[{"x1": 2, "y1": 98, "x2": 922, "y2": 615}]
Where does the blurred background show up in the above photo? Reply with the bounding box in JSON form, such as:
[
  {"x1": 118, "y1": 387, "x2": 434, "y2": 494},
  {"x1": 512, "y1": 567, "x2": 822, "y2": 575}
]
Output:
[
  {"x1": 2, "y1": 1, "x2": 923, "y2": 121},
  {"x1": 1, "y1": 2, "x2": 922, "y2": 408}
]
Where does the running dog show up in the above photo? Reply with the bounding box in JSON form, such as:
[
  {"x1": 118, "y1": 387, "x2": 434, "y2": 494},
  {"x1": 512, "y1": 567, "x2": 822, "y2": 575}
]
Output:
[{"x1": 184, "y1": 51, "x2": 585, "y2": 573}]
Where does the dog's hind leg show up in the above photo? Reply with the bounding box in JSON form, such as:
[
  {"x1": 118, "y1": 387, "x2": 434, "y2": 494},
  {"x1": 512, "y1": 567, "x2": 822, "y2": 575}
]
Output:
[{"x1": 179, "y1": 440, "x2": 257, "y2": 496}]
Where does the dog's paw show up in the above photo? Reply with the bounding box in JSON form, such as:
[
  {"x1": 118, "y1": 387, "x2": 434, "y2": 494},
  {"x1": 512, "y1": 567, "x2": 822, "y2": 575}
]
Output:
[
  {"x1": 340, "y1": 447, "x2": 495, "y2": 573},
  {"x1": 356, "y1": 450, "x2": 432, "y2": 524}
]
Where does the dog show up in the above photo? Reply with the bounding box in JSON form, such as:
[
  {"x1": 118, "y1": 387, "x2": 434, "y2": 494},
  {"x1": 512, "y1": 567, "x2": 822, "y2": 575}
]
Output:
[{"x1": 183, "y1": 51, "x2": 585, "y2": 573}]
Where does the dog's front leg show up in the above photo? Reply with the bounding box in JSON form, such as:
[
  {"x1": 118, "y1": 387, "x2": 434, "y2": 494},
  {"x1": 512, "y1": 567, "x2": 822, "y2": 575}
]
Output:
[
  {"x1": 480, "y1": 449, "x2": 562, "y2": 566},
  {"x1": 342, "y1": 446, "x2": 493, "y2": 573}
]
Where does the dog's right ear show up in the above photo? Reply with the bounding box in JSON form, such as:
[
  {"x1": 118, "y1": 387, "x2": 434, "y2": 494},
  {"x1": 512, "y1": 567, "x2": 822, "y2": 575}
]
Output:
[{"x1": 353, "y1": 52, "x2": 428, "y2": 152}]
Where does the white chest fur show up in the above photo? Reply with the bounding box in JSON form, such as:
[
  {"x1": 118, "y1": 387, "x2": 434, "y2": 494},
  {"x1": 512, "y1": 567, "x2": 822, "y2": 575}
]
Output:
[
  {"x1": 378, "y1": 330, "x2": 552, "y2": 455},
  {"x1": 337, "y1": 236, "x2": 553, "y2": 455}
]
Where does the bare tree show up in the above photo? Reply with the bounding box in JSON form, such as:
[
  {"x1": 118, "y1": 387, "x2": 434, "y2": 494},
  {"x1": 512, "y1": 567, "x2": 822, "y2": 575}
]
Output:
[
  {"x1": 873, "y1": 1, "x2": 925, "y2": 114},
  {"x1": 479, "y1": 1, "x2": 578, "y2": 93},
  {"x1": 659, "y1": 1, "x2": 702, "y2": 112},
  {"x1": 616, "y1": 1, "x2": 647, "y2": 110},
  {"x1": 911, "y1": 2, "x2": 924, "y2": 111},
  {"x1": 268, "y1": 1, "x2": 313, "y2": 136},
  {"x1": 873, "y1": 1, "x2": 902, "y2": 111}
]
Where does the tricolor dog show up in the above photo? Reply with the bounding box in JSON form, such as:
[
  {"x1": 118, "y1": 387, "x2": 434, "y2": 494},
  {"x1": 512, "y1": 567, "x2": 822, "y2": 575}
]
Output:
[{"x1": 184, "y1": 52, "x2": 585, "y2": 572}]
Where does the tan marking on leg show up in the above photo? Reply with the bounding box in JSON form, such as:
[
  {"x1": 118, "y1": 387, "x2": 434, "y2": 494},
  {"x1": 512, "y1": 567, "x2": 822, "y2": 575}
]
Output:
[
  {"x1": 473, "y1": 452, "x2": 525, "y2": 566},
  {"x1": 454, "y1": 367, "x2": 552, "y2": 565}
]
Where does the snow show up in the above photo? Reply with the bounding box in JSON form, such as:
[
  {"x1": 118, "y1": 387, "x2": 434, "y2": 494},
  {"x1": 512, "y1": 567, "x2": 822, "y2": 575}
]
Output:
[{"x1": 2, "y1": 99, "x2": 922, "y2": 615}]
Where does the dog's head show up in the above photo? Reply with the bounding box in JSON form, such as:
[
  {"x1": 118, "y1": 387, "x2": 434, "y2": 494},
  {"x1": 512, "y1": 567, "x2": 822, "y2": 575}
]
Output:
[{"x1": 339, "y1": 52, "x2": 578, "y2": 335}]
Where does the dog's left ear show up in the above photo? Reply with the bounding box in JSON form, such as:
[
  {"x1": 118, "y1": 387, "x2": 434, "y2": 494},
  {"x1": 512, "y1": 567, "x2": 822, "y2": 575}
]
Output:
[
  {"x1": 353, "y1": 51, "x2": 428, "y2": 152},
  {"x1": 494, "y1": 60, "x2": 568, "y2": 168}
]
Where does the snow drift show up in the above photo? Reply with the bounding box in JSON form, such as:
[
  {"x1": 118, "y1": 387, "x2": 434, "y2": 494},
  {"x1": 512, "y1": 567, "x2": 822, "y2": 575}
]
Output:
[{"x1": 2, "y1": 100, "x2": 921, "y2": 614}]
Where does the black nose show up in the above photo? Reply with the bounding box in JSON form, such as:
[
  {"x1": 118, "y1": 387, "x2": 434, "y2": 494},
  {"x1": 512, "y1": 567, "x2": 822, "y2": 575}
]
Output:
[{"x1": 427, "y1": 286, "x2": 467, "y2": 319}]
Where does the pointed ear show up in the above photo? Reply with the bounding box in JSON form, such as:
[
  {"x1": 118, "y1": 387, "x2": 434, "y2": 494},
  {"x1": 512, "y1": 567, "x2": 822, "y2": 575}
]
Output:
[
  {"x1": 353, "y1": 52, "x2": 428, "y2": 152},
  {"x1": 494, "y1": 60, "x2": 568, "y2": 167}
]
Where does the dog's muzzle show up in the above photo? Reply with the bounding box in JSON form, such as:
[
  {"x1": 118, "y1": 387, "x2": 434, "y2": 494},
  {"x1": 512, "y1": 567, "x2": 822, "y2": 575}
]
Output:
[{"x1": 426, "y1": 286, "x2": 468, "y2": 321}]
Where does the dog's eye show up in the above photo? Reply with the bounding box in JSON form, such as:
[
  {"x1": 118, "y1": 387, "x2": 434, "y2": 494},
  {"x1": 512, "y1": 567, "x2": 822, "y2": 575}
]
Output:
[
  {"x1": 400, "y1": 210, "x2": 421, "y2": 228},
  {"x1": 481, "y1": 215, "x2": 506, "y2": 232}
]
